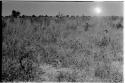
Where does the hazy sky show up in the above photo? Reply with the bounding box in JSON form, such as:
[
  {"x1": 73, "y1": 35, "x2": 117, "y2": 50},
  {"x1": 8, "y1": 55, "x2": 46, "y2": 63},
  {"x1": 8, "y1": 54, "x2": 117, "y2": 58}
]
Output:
[{"x1": 2, "y1": 1, "x2": 123, "y2": 16}]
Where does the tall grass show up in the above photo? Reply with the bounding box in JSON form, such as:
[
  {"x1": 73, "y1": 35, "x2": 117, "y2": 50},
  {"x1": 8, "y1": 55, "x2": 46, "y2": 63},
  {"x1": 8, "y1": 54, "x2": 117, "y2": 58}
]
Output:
[{"x1": 2, "y1": 16, "x2": 123, "y2": 82}]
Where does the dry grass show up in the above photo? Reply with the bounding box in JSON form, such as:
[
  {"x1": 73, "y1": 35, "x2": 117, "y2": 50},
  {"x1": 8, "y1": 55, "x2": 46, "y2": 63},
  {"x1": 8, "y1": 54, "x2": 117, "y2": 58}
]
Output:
[{"x1": 2, "y1": 16, "x2": 123, "y2": 82}]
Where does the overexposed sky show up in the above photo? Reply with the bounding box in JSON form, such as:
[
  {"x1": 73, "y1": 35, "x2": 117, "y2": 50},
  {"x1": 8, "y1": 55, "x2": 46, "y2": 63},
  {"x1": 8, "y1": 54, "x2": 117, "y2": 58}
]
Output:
[{"x1": 2, "y1": 1, "x2": 123, "y2": 16}]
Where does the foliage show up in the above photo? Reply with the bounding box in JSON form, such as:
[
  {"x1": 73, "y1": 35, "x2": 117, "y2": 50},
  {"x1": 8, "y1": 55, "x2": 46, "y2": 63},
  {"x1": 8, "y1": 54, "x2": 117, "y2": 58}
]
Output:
[
  {"x1": 2, "y1": 19, "x2": 6, "y2": 28},
  {"x1": 11, "y1": 10, "x2": 20, "y2": 18}
]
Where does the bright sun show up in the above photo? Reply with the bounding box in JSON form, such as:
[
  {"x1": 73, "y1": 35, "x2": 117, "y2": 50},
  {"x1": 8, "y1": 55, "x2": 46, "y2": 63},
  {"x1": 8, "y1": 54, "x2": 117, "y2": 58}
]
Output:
[{"x1": 94, "y1": 7, "x2": 102, "y2": 15}]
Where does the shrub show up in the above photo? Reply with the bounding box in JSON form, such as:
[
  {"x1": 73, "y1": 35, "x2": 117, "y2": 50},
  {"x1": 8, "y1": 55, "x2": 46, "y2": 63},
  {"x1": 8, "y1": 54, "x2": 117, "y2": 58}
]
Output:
[
  {"x1": 11, "y1": 10, "x2": 20, "y2": 18},
  {"x1": 32, "y1": 15, "x2": 36, "y2": 17},
  {"x1": 22, "y1": 15, "x2": 26, "y2": 18},
  {"x1": 116, "y1": 23, "x2": 123, "y2": 29},
  {"x1": 2, "y1": 19, "x2": 6, "y2": 28}
]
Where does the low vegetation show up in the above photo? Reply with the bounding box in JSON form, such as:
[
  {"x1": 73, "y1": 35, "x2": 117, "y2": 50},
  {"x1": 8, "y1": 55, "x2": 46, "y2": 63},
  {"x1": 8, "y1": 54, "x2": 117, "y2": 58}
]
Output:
[{"x1": 2, "y1": 10, "x2": 123, "y2": 82}]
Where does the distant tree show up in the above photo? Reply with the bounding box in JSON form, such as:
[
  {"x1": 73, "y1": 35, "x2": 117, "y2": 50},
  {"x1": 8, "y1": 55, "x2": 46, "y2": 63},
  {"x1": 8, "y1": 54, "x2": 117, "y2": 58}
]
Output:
[
  {"x1": 50, "y1": 16, "x2": 52, "y2": 18},
  {"x1": 56, "y1": 15, "x2": 59, "y2": 18},
  {"x1": 45, "y1": 14, "x2": 48, "y2": 17},
  {"x1": 32, "y1": 15, "x2": 36, "y2": 17},
  {"x1": 22, "y1": 15, "x2": 25, "y2": 18},
  {"x1": 66, "y1": 15, "x2": 69, "y2": 17},
  {"x1": 38, "y1": 15, "x2": 42, "y2": 17},
  {"x1": 11, "y1": 10, "x2": 20, "y2": 18},
  {"x1": 56, "y1": 11, "x2": 63, "y2": 18},
  {"x1": 71, "y1": 16, "x2": 75, "y2": 19}
]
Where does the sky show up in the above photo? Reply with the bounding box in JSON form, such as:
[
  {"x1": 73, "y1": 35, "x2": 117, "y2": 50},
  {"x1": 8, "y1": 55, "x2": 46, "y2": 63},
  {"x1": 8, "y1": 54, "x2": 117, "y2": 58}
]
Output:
[{"x1": 2, "y1": 1, "x2": 123, "y2": 16}]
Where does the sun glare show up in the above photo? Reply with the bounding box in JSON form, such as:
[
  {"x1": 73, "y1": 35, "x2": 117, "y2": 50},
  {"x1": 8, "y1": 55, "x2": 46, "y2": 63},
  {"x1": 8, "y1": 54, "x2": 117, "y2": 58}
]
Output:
[{"x1": 94, "y1": 7, "x2": 102, "y2": 15}]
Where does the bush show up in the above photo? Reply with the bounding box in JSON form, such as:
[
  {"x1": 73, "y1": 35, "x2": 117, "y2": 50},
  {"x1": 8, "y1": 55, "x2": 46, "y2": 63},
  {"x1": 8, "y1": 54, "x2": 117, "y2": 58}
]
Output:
[
  {"x1": 11, "y1": 10, "x2": 20, "y2": 18},
  {"x1": 32, "y1": 15, "x2": 36, "y2": 17},
  {"x1": 2, "y1": 19, "x2": 6, "y2": 28},
  {"x1": 116, "y1": 23, "x2": 123, "y2": 29}
]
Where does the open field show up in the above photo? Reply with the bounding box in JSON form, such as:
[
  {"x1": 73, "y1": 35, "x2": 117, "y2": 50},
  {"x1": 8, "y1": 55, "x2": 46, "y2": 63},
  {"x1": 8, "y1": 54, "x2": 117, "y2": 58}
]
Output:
[{"x1": 2, "y1": 15, "x2": 123, "y2": 82}]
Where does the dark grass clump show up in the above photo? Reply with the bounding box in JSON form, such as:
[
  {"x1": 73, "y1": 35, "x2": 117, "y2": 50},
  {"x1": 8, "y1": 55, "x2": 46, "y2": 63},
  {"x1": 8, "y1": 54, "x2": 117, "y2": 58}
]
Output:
[
  {"x1": 56, "y1": 71, "x2": 77, "y2": 82},
  {"x1": 94, "y1": 65, "x2": 111, "y2": 81},
  {"x1": 2, "y1": 19, "x2": 7, "y2": 29}
]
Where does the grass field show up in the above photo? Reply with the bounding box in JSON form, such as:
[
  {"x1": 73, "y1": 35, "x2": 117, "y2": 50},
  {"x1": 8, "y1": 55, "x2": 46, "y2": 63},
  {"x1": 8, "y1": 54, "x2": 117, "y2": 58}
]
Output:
[{"x1": 2, "y1": 15, "x2": 123, "y2": 82}]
